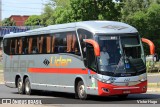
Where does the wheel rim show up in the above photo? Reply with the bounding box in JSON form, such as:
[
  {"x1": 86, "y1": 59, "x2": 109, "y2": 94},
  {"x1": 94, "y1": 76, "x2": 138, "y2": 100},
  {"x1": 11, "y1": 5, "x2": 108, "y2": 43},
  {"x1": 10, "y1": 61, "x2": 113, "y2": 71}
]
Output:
[
  {"x1": 25, "y1": 81, "x2": 30, "y2": 93},
  {"x1": 18, "y1": 80, "x2": 22, "y2": 93},
  {"x1": 78, "y1": 85, "x2": 85, "y2": 98}
]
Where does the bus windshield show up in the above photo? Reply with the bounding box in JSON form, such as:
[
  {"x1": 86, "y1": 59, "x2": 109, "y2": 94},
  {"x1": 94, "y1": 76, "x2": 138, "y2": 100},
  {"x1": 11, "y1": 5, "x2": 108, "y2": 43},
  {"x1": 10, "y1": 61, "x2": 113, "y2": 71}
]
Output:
[
  {"x1": 97, "y1": 34, "x2": 145, "y2": 76},
  {"x1": 97, "y1": 36, "x2": 124, "y2": 73}
]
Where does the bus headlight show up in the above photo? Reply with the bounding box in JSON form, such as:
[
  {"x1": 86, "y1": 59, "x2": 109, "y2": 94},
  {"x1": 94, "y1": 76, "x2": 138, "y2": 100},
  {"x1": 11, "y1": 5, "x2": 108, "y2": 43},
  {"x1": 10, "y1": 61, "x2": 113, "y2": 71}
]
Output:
[
  {"x1": 97, "y1": 78, "x2": 113, "y2": 84},
  {"x1": 140, "y1": 77, "x2": 147, "y2": 82},
  {"x1": 106, "y1": 80, "x2": 112, "y2": 84}
]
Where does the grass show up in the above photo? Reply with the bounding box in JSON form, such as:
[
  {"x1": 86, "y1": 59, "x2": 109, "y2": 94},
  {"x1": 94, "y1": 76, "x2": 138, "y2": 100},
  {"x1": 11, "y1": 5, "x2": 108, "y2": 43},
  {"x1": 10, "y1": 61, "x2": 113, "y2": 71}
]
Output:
[
  {"x1": 0, "y1": 73, "x2": 4, "y2": 83},
  {"x1": 0, "y1": 63, "x2": 3, "y2": 70},
  {"x1": 148, "y1": 83, "x2": 160, "y2": 88}
]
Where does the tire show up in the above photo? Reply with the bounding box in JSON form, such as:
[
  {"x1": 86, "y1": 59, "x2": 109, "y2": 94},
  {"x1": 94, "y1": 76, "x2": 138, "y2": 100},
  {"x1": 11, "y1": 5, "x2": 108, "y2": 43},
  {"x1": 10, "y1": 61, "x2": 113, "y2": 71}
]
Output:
[
  {"x1": 77, "y1": 81, "x2": 87, "y2": 100},
  {"x1": 24, "y1": 77, "x2": 31, "y2": 95},
  {"x1": 17, "y1": 78, "x2": 24, "y2": 94},
  {"x1": 118, "y1": 94, "x2": 128, "y2": 99}
]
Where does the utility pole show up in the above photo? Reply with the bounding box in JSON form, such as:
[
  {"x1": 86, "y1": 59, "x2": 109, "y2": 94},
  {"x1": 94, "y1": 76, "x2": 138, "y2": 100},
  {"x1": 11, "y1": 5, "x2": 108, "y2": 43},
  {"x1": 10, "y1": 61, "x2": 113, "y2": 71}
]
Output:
[
  {"x1": 0, "y1": 0, "x2": 2, "y2": 26},
  {"x1": 41, "y1": 0, "x2": 44, "y2": 14}
]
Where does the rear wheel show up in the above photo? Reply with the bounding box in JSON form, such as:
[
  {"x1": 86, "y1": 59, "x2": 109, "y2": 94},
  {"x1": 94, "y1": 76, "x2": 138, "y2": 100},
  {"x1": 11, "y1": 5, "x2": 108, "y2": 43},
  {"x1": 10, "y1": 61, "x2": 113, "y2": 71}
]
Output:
[
  {"x1": 17, "y1": 78, "x2": 24, "y2": 94},
  {"x1": 77, "y1": 81, "x2": 87, "y2": 100},
  {"x1": 24, "y1": 77, "x2": 31, "y2": 95}
]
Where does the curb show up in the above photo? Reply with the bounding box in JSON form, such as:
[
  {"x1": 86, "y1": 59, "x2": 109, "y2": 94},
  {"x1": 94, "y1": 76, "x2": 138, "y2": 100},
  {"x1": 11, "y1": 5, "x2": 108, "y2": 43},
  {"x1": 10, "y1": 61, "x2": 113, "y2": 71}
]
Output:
[
  {"x1": 147, "y1": 89, "x2": 160, "y2": 92},
  {"x1": 0, "y1": 82, "x2": 4, "y2": 84}
]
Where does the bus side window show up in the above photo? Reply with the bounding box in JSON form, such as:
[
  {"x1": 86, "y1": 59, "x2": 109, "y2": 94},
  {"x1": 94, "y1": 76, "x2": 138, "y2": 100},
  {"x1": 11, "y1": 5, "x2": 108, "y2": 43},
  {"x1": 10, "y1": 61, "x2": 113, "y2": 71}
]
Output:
[
  {"x1": 42, "y1": 36, "x2": 47, "y2": 54},
  {"x1": 18, "y1": 38, "x2": 23, "y2": 54},
  {"x1": 66, "y1": 32, "x2": 80, "y2": 55},
  {"x1": 66, "y1": 32, "x2": 73, "y2": 52},
  {"x1": 28, "y1": 37, "x2": 33, "y2": 54},
  {"x1": 10, "y1": 39, "x2": 16, "y2": 55},
  {"x1": 46, "y1": 36, "x2": 51, "y2": 53},
  {"x1": 22, "y1": 37, "x2": 28, "y2": 54},
  {"x1": 86, "y1": 45, "x2": 97, "y2": 71},
  {"x1": 37, "y1": 36, "x2": 43, "y2": 54},
  {"x1": 77, "y1": 29, "x2": 93, "y2": 58},
  {"x1": 72, "y1": 32, "x2": 80, "y2": 55},
  {"x1": 3, "y1": 39, "x2": 10, "y2": 55},
  {"x1": 51, "y1": 35, "x2": 56, "y2": 53},
  {"x1": 56, "y1": 33, "x2": 67, "y2": 53},
  {"x1": 15, "y1": 39, "x2": 18, "y2": 54}
]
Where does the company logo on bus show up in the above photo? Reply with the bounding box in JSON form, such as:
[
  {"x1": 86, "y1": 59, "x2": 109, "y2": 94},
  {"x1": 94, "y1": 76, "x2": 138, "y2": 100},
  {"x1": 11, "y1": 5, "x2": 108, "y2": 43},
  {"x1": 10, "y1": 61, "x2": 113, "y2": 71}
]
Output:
[{"x1": 50, "y1": 56, "x2": 72, "y2": 67}]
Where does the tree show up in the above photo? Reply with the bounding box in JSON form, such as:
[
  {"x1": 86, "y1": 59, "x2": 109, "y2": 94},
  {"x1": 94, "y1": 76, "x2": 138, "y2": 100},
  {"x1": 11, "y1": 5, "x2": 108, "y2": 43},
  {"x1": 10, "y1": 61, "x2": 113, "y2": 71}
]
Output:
[
  {"x1": 41, "y1": 0, "x2": 122, "y2": 25},
  {"x1": 41, "y1": 5, "x2": 54, "y2": 26},
  {"x1": 70, "y1": 0, "x2": 122, "y2": 21},
  {"x1": 25, "y1": 15, "x2": 42, "y2": 26},
  {"x1": 122, "y1": 2, "x2": 160, "y2": 55},
  {"x1": 41, "y1": 0, "x2": 71, "y2": 25},
  {"x1": 2, "y1": 18, "x2": 15, "y2": 26}
]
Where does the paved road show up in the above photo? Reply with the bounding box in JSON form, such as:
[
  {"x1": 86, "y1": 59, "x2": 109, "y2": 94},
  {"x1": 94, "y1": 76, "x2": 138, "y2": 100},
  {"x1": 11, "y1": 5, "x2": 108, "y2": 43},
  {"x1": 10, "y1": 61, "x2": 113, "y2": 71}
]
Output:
[{"x1": 0, "y1": 84, "x2": 160, "y2": 106}]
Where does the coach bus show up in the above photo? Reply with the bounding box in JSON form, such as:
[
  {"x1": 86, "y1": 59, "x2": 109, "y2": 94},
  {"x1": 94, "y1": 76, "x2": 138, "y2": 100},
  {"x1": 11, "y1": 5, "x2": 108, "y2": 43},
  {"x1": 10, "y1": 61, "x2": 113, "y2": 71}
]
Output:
[{"x1": 3, "y1": 21, "x2": 147, "y2": 99}]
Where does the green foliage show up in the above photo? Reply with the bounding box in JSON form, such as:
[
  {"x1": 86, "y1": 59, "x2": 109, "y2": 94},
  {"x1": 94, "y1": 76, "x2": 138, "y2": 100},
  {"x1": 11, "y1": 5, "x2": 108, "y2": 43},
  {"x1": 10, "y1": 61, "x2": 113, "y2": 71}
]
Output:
[
  {"x1": 41, "y1": 5, "x2": 54, "y2": 26},
  {"x1": 25, "y1": 15, "x2": 42, "y2": 26},
  {"x1": 2, "y1": 18, "x2": 15, "y2": 26},
  {"x1": 70, "y1": 0, "x2": 122, "y2": 21},
  {"x1": 41, "y1": 0, "x2": 72, "y2": 25},
  {"x1": 40, "y1": 0, "x2": 122, "y2": 25},
  {"x1": 121, "y1": 0, "x2": 160, "y2": 55},
  {"x1": 26, "y1": 0, "x2": 160, "y2": 56}
]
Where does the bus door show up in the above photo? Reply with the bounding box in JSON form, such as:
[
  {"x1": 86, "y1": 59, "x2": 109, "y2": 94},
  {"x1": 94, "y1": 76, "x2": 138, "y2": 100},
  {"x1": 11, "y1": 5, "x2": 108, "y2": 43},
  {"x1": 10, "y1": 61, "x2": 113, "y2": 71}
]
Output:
[{"x1": 86, "y1": 44, "x2": 97, "y2": 77}]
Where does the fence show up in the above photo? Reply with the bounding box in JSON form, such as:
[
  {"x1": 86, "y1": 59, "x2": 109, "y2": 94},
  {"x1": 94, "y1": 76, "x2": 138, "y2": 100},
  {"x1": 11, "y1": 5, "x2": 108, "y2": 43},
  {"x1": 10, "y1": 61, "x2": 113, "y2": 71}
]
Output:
[{"x1": 0, "y1": 26, "x2": 43, "y2": 37}]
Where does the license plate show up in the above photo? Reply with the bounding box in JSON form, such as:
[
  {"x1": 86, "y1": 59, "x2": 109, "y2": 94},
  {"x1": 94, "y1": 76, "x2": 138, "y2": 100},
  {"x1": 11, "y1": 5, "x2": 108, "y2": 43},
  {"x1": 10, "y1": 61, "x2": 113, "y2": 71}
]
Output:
[{"x1": 123, "y1": 90, "x2": 130, "y2": 94}]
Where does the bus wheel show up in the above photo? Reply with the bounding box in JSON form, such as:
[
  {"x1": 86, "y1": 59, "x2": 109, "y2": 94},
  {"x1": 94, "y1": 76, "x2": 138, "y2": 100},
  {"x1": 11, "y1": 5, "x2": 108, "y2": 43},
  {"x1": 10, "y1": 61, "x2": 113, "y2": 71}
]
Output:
[
  {"x1": 24, "y1": 77, "x2": 31, "y2": 95},
  {"x1": 118, "y1": 94, "x2": 128, "y2": 99},
  {"x1": 77, "y1": 81, "x2": 87, "y2": 100},
  {"x1": 17, "y1": 78, "x2": 24, "y2": 94}
]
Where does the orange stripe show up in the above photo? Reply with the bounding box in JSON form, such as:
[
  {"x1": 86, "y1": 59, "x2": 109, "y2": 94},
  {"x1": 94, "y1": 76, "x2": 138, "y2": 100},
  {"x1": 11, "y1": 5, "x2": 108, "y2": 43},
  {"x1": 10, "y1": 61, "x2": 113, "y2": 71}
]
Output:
[{"x1": 28, "y1": 68, "x2": 96, "y2": 74}]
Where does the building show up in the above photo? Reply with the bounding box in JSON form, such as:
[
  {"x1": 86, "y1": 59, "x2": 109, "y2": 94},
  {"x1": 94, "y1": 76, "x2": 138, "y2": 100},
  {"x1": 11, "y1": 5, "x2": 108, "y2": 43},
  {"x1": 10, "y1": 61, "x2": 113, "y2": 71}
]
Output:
[{"x1": 9, "y1": 15, "x2": 29, "y2": 26}]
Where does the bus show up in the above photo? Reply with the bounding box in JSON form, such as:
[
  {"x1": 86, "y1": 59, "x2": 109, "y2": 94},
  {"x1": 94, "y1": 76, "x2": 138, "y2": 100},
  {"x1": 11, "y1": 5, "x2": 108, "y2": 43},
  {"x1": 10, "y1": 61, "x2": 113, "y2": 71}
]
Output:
[{"x1": 3, "y1": 21, "x2": 147, "y2": 100}]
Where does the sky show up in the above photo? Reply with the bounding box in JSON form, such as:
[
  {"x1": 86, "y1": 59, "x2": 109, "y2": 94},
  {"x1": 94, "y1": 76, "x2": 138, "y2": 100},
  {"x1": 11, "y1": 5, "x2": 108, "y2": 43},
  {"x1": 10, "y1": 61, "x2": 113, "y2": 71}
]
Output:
[{"x1": 1, "y1": 0, "x2": 49, "y2": 20}]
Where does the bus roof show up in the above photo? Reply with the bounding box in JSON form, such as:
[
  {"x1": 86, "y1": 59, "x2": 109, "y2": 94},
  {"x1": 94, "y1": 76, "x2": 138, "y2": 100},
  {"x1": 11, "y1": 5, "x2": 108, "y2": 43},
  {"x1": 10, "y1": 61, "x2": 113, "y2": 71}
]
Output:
[{"x1": 3, "y1": 21, "x2": 138, "y2": 38}]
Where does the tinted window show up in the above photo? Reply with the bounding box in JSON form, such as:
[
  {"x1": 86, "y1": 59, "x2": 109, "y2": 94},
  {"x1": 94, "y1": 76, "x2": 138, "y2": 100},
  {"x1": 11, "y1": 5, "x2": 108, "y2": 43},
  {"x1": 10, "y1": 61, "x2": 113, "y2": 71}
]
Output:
[
  {"x1": 121, "y1": 36, "x2": 139, "y2": 45},
  {"x1": 3, "y1": 31, "x2": 80, "y2": 56},
  {"x1": 3, "y1": 39, "x2": 10, "y2": 55},
  {"x1": 77, "y1": 29, "x2": 93, "y2": 57}
]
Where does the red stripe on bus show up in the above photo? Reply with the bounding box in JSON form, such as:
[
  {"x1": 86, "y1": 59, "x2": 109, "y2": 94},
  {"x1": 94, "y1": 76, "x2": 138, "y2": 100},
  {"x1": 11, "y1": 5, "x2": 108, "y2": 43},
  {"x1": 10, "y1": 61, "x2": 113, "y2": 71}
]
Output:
[{"x1": 28, "y1": 68, "x2": 96, "y2": 74}]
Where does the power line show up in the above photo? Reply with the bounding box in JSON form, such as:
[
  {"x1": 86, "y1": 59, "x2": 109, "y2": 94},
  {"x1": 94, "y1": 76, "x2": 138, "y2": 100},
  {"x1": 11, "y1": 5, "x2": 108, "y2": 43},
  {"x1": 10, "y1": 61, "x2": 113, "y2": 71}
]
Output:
[
  {"x1": 2, "y1": 4, "x2": 42, "y2": 10},
  {"x1": 2, "y1": 9, "x2": 41, "y2": 13},
  {"x1": 3, "y1": 1, "x2": 45, "y2": 5}
]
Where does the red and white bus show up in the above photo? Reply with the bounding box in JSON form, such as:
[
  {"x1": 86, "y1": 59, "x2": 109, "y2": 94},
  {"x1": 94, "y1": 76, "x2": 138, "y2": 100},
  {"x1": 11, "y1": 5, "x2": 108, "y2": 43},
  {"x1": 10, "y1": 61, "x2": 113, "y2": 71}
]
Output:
[{"x1": 3, "y1": 21, "x2": 147, "y2": 99}]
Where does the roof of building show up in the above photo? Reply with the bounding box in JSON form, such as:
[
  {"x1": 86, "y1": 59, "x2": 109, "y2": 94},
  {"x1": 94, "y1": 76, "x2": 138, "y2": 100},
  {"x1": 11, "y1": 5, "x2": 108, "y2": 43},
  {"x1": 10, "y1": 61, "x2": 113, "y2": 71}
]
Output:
[{"x1": 9, "y1": 15, "x2": 30, "y2": 26}]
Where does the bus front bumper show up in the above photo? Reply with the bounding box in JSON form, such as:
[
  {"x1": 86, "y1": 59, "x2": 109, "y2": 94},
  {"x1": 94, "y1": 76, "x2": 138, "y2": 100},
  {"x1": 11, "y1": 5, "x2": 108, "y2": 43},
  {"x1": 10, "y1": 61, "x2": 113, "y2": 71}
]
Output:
[{"x1": 98, "y1": 80, "x2": 147, "y2": 96}]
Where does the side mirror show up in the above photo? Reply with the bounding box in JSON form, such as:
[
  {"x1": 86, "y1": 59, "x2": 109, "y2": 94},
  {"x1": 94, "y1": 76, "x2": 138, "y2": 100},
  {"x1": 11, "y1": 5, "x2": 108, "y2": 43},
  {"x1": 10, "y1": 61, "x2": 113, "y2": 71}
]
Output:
[{"x1": 83, "y1": 39, "x2": 100, "y2": 56}]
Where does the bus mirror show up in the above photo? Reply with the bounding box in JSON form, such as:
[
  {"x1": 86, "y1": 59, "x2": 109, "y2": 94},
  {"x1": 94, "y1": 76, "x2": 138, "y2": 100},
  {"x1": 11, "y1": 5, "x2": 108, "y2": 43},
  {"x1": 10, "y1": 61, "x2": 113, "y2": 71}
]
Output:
[
  {"x1": 83, "y1": 39, "x2": 100, "y2": 56},
  {"x1": 141, "y1": 38, "x2": 155, "y2": 55}
]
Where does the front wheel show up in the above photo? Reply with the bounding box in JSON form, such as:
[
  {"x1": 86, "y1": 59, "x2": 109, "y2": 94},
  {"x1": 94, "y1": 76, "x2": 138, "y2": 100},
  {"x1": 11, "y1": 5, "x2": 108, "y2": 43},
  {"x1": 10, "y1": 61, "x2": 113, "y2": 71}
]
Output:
[
  {"x1": 24, "y1": 77, "x2": 31, "y2": 95},
  {"x1": 77, "y1": 81, "x2": 87, "y2": 100}
]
